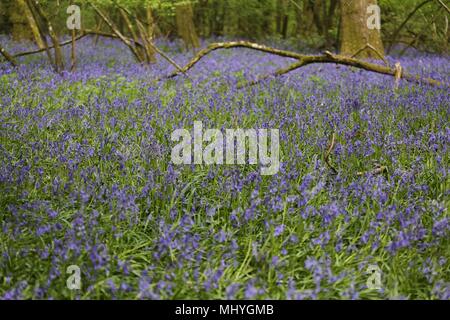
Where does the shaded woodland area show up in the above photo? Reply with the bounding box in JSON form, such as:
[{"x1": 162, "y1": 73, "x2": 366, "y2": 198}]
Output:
[
  {"x1": 0, "y1": 1, "x2": 448, "y2": 86},
  {"x1": 1, "y1": 1, "x2": 449, "y2": 59}
]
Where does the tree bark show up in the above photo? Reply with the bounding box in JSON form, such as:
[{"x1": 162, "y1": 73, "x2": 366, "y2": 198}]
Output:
[
  {"x1": 9, "y1": 0, "x2": 29, "y2": 41},
  {"x1": 88, "y1": 1, "x2": 143, "y2": 63},
  {"x1": 386, "y1": 0, "x2": 432, "y2": 54},
  {"x1": 339, "y1": 0, "x2": 384, "y2": 59},
  {"x1": 119, "y1": 7, "x2": 145, "y2": 62},
  {"x1": 31, "y1": 0, "x2": 65, "y2": 72},
  {"x1": 17, "y1": 0, "x2": 45, "y2": 49},
  {"x1": 175, "y1": 2, "x2": 200, "y2": 51}
]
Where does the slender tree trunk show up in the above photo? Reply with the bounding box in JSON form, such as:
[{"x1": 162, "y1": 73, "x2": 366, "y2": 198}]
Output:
[
  {"x1": 310, "y1": 0, "x2": 324, "y2": 36},
  {"x1": 302, "y1": 0, "x2": 315, "y2": 37},
  {"x1": 31, "y1": 0, "x2": 65, "y2": 72},
  {"x1": 324, "y1": 0, "x2": 338, "y2": 47},
  {"x1": 119, "y1": 8, "x2": 145, "y2": 62},
  {"x1": 145, "y1": 5, "x2": 157, "y2": 62},
  {"x1": 17, "y1": 0, "x2": 45, "y2": 49},
  {"x1": 88, "y1": 1, "x2": 143, "y2": 63},
  {"x1": 339, "y1": 0, "x2": 384, "y2": 59},
  {"x1": 9, "y1": 0, "x2": 29, "y2": 41},
  {"x1": 26, "y1": 0, "x2": 54, "y2": 67},
  {"x1": 175, "y1": 2, "x2": 200, "y2": 51},
  {"x1": 280, "y1": 0, "x2": 289, "y2": 39},
  {"x1": 93, "y1": 19, "x2": 103, "y2": 46},
  {"x1": 70, "y1": 0, "x2": 76, "y2": 71}
]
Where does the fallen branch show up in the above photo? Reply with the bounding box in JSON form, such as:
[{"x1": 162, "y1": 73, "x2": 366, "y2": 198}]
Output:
[
  {"x1": 237, "y1": 60, "x2": 305, "y2": 88},
  {"x1": 165, "y1": 41, "x2": 447, "y2": 87},
  {"x1": 167, "y1": 41, "x2": 303, "y2": 79},
  {"x1": 0, "y1": 44, "x2": 18, "y2": 66}
]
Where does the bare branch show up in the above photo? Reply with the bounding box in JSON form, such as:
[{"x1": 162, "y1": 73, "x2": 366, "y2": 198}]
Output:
[
  {"x1": 87, "y1": 1, "x2": 143, "y2": 62},
  {"x1": 113, "y1": 3, "x2": 187, "y2": 74},
  {"x1": 167, "y1": 41, "x2": 303, "y2": 79},
  {"x1": 119, "y1": 7, "x2": 145, "y2": 62},
  {"x1": 165, "y1": 41, "x2": 446, "y2": 87},
  {"x1": 237, "y1": 60, "x2": 305, "y2": 88},
  {"x1": 387, "y1": 0, "x2": 433, "y2": 54},
  {"x1": 436, "y1": 0, "x2": 450, "y2": 14},
  {"x1": 31, "y1": 0, "x2": 64, "y2": 72}
]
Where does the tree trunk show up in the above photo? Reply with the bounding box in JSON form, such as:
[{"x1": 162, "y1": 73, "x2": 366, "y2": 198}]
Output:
[
  {"x1": 324, "y1": 0, "x2": 338, "y2": 47},
  {"x1": 17, "y1": 0, "x2": 45, "y2": 49},
  {"x1": 31, "y1": 0, "x2": 65, "y2": 72},
  {"x1": 278, "y1": 0, "x2": 289, "y2": 39},
  {"x1": 175, "y1": 2, "x2": 200, "y2": 51},
  {"x1": 119, "y1": 8, "x2": 145, "y2": 62},
  {"x1": 339, "y1": 0, "x2": 384, "y2": 59},
  {"x1": 310, "y1": 0, "x2": 324, "y2": 35},
  {"x1": 9, "y1": 0, "x2": 29, "y2": 41},
  {"x1": 145, "y1": 5, "x2": 157, "y2": 62},
  {"x1": 301, "y1": 0, "x2": 315, "y2": 37}
]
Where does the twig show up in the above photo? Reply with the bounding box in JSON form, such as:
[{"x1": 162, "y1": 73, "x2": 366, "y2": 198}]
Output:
[
  {"x1": 118, "y1": 7, "x2": 145, "y2": 62},
  {"x1": 87, "y1": 1, "x2": 143, "y2": 62},
  {"x1": 237, "y1": 60, "x2": 305, "y2": 88},
  {"x1": 324, "y1": 131, "x2": 338, "y2": 174},
  {"x1": 387, "y1": 0, "x2": 432, "y2": 54},
  {"x1": 115, "y1": 6, "x2": 187, "y2": 74},
  {"x1": 93, "y1": 19, "x2": 104, "y2": 46}
]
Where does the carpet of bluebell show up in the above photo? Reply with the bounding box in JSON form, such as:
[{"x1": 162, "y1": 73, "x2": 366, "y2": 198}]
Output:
[{"x1": 0, "y1": 37, "x2": 449, "y2": 299}]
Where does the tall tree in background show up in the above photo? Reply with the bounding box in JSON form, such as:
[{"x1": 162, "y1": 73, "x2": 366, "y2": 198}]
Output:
[
  {"x1": 276, "y1": 0, "x2": 289, "y2": 39},
  {"x1": 31, "y1": 0, "x2": 65, "y2": 72},
  {"x1": 339, "y1": 0, "x2": 384, "y2": 58},
  {"x1": 9, "y1": 0, "x2": 29, "y2": 40},
  {"x1": 17, "y1": 0, "x2": 46, "y2": 50},
  {"x1": 175, "y1": 1, "x2": 200, "y2": 51}
]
